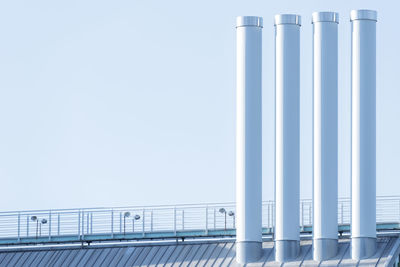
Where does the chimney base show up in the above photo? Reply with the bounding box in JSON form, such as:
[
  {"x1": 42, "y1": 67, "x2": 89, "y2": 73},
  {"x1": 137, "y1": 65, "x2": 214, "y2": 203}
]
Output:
[
  {"x1": 236, "y1": 241, "x2": 263, "y2": 264},
  {"x1": 313, "y1": 238, "x2": 338, "y2": 261},
  {"x1": 275, "y1": 240, "x2": 300, "y2": 262},
  {"x1": 351, "y1": 237, "x2": 376, "y2": 260}
]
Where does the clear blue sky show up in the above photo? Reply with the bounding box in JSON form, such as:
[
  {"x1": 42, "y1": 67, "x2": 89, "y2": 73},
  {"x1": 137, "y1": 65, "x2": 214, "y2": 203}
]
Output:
[{"x1": 0, "y1": 0, "x2": 397, "y2": 210}]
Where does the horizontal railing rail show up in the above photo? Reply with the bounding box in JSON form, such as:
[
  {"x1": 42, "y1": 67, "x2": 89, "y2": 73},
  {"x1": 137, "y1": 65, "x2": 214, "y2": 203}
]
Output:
[{"x1": 0, "y1": 196, "x2": 399, "y2": 245}]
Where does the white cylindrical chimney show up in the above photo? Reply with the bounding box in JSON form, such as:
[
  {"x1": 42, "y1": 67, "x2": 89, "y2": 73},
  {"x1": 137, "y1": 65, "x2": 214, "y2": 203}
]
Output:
[
  {"x1": 350, "y1": 9, "x2": 377, "y2": 260},
  {"x1": 274, "y1": 14, "x2": 301, "y2": 262},
  {"x1": 312, "y1": 11, "x2": 339, "y2": 261},
  {"x1": 236, "y1": 16, "x2": 263, "y2": 264}
]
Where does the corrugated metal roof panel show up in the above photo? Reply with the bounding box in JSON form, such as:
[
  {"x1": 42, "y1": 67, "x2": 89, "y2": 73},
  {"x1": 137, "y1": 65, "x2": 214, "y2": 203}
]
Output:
[
  {"x1": 138, "y1": 246, "x2": 160, "y2": 266},
  {"x1": 100, "y1": 247, "x2": 121, "y2": 267},
  {"x1": 89, "y1": 248, "x2": 111, "y2": 266},
  {"x1": 132, "y1": 246, "x2": 152, "y2": 266},
  {"x1": 108, "y1": 247, "x2": 128, "y2": 266},
  {"x1": 0, "y1": 253, "x2": 7, "y2": 265},
  {"x1": 30, "y1": 250, "x2": 49, "y2": 266},
  {"x1": 173, "y1": 245, "x2": 194, "y2": 267},
  {"x1": 21, "y1": 250, "x2": 40, "y2": 266},
  {"x1": 126, "y1": 246, "x2": 145, "y2": 266},
  {"x1": 188, "y1": 243, "x2": 210, "y2": 266},
  {"x1": 337, "y1": 242, "x2": 356, "y2": 267},
  {"x1": 180, "y1": 244, "x2": 201, "y2": 267},
  {"x1": 61, "y1": 249, "x2": 80, "y2": 267},
  {"x1": 205, "y1": 243, "x2": 227, "y2": 267},
  {"x1": 0, "y1": 253, "x2": 16, "y2": 267},
  {"x1": 51, "y1": 250, "x2": 72, "y2": 267},
  {"x1": 196, "y1": 243, "x2": 218, "y2": 266},
  {"x1": 376, "y1": 237, "x2": 397, "y2": 266},
  {"x1": 14, "y1": 251, "x2": 31, "y2": 266},
  {"x1": 82, "y1": 248, "x2": 103, "y2": 267},
  {"x1": 156, "y1": 245, "x2": 177, "y2": 266},
  {"x1": 212, "y1": 242, "x2": 234, "y2": 267},
  {"x1": 67, "y1": 248, "x2": 88, "y2": 266},
  {"x1": 115, "y1": 246, "x2": 135, "y2": 267},
  {"x1": 6, "y1": 251, "x2": 23, "y2": 267},
  {"x1": 222, "y1": 242, "x2": 236, "y2": 266},
  {"x1": 148, "y1": 245, "x2": 168, "y2": 267},
  {"x1": 42, "y1": 250, "x2": 62, "y2": 267},
  {"x1": 165, "y1": 245, "x2": 184, "y2": 267},
  {"x1": 78, "y1": 248, "x2": 97, "y2": 267},
  {"x1": 358, "y1": 238, "x2": 389, "y2": 266},
  {"x1": 0, "y1": 236, "x2": 397, "y2": 266}
]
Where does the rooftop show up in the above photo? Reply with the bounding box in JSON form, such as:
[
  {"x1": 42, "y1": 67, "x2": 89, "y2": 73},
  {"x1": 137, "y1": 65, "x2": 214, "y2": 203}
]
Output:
[
  {"x1": 0, "y1": 235, "x2": 399, "y2": 266},
  {"x1": 0, "y1": 196, "x2": 399, "y2": 266}
]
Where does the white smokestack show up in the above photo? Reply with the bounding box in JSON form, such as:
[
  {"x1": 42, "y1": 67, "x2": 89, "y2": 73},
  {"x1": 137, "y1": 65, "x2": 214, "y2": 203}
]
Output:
[
  {"x1": 312, "y1": 11, "x2": 339, "y2": 261},
  {"x1": 350, "y1": 9, "x2": 377, "y2": 260},
  {"x1": 235, "y1": 16, "x2": 263, "y2": 264},
  {"x1": 274, "y1": 14, "x2": 301, "y2": 262}
]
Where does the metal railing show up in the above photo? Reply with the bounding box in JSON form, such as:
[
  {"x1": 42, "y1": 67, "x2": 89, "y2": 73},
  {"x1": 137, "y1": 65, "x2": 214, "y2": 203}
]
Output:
[{"x1": 0, "y1": 196, "x2": 399, "y2": 243}]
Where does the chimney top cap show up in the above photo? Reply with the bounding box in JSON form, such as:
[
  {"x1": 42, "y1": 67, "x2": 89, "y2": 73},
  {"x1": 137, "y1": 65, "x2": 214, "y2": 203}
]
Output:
[
  {"x1": 350, "y1": 10, "x2": 377, "y2": 22},
  {"x1": 312, "y1": 12, "x2": 339, "y2": 24},
  {"x1": 274, "y1": 14, "x2": 301, "y2": 26},
  {"x1": 236, "y1": 16, "x2": 263, "y2": 28}
]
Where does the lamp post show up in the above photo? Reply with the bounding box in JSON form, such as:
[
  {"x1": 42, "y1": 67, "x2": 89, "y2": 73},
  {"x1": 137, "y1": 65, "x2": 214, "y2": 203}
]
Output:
[
  {"x1": 219, "y1": 208, "x2": 227, "y2": 230},
  {"x1": 123, "y1": 212, "x2": 130, "y2": 236},
  {"x1": 132, "y1": 214, "x2": 140, "y2": 233},
  {"x1": 31, "y1": 216, "x2": 38, "y2": 239},
  {"x1": 40, "y1": 219, "x2": 47, "y2": 237},
  {"x1": 228, "y1": 211, "x2": 235, "y2": 229}
]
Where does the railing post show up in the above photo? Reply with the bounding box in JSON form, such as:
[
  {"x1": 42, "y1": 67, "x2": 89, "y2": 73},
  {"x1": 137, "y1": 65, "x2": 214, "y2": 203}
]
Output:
[
  {"x1": 182, "y1": 210, "x2": 185, "y2": 231},
  {"x1": 341, "y1": 203, "x2": 344, "y2": 224},
  {"x1": 119, "y1": 212, "x2": 122, "y2": 233},
  {"x1": 272, "y1": 202, "x2": 274, "y2": 230},
  {"x1": 301, "y1": 202, "x2": 304, "y2": 227},
  {"x1": 174, "y1": 207, "x2": 177, "y2": 235},
  {"x1": 90, "y1": 213, "x2": 93, "y2": 234},
  {"x1": 111, "y1": 209, "x2": 114, "y2": 238},
  {"x1": 205, "y1": 206, "x2": 209, "y2": 235},
  {"x1": 48, "y1": 211, "x2": 51, "y2": 240},
  {"x1": 224, "y1": 212, "x2": 227, "y2": 231},
  {"x1": 273, "y1": 201, "x2": 276, "y2": 228},
  {"x1": 26, "y1": 216, "x2": 29, "y2": 237},
  {"x1": 309, "y1": 205, "x2": 312, "y2": 225},
  {"x1": 267, "y1": 203, "x2": 270, "y2": 228},
  {"x1": 81, "y1": 210, "x2": 85, "y2": 239},
  {"x1": 150, "y1": 211, "x2": 153, "y2": 232},
  {"x1": 86, "y1": 213, "x2": 89, "y2": 234},
  {"x1": 398, "y1": 200, "x2": 400, "y2": 223},
  {"x1": 214, "y1": 208, "x2": 216, "y2": 230},
  {"x1": 78, "y1": 210, "x2": 81, "y2": 238},
  {"x1": 17, "y1": 212, "x2": 20, "y2": 242},
  {"x1": 142, "y1": 209, "x2": 145, "y2": 236},
  {"x1": 57, "y1": 213, "x2": 60, "y2": 236}
]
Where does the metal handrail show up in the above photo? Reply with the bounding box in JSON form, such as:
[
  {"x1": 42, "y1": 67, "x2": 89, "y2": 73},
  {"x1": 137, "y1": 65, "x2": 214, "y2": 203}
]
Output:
[{"x1": 0, "y1": 196, "x2": 398, "y2": 243}]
